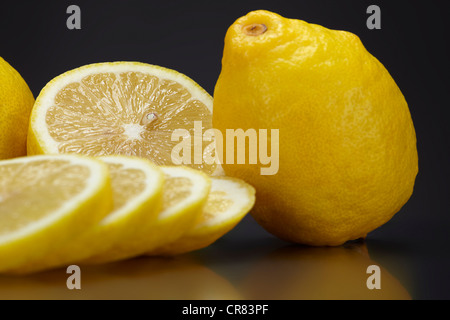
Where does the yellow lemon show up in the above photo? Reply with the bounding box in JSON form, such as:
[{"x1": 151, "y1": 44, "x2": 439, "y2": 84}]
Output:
[
  {"x1": 213, "y1": 10, "x2": 418, "y2": 246},
  {"x1": 0, "y1": 57, "x2": 35, "y2": 159},
  {"x1": 28, "y1": 61, "x2": 218, "y2": 175},
  {"x1": 0, "y1": 155, "x2": 112, "y2": 273}
]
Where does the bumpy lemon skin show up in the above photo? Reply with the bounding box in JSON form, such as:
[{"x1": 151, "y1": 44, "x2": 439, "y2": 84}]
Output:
[
  {"x1": 213, "y1": 10, "x2": 418, "y2": 246},
  {"x1": 0, "y1": 57, "x2": 35, "y2": 159}
]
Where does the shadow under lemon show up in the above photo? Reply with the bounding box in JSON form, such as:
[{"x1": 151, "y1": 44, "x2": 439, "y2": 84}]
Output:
[
  {"x1": 0, "y1": 255, "x2": 241, "y2": 300},
  {"x1": 240, "y1": 242, "x2": 411, "y2": 300}
]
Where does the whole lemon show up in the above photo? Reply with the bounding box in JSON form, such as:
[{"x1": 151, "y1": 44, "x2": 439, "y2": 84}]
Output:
[
  {"x1": 0, "y1": 57, "x2": 35, "y2": 159},
  {"x1": 213, "y1": 10, "x2": 418, "y2": 246}
]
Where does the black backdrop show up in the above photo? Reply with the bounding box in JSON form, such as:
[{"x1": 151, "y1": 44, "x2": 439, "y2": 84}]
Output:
[{"x1": 1, "y1": 0, "x2": 449, "y2": 299}]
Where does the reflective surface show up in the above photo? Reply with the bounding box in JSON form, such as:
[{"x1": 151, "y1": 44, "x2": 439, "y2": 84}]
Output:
[{"x1": 1, "y1": 215, "x2": 445, "y2": 300}]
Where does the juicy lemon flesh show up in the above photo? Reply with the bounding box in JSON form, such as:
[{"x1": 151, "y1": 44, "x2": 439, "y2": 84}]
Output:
[
  {"x1": 213, "y1": 10, "x2": 418, "y2": 246},
  {"x1": 29, "y1": 63, "x2": 216, "y2": 175},
  {"x1": 200, "y1": 190, "x2": 234, "y2": 224},
  {"x1": 84, "y1": 166, "x2": 209, "y2": 264},
  {"x1": 0, "y1": 159, "x2": 89, "y2": 236},
  {"x1": 151, "y1": 177, "x2": 256, "y2": 256},
  {"x1": 196, "y1": 177, "x2": 255, "y2": 228},
  {"x1": 0, "y1": 155, "x2": 112, "y2": 273},
  {"x1": 161, "y1": 176, "x2": 193, "y2": 212},
  {"x1": 10, "y1": 156, "x2": 163, "y2": 274},
  {"x1": 106, "y1": 162, "x2": 148, "y2": 215}
]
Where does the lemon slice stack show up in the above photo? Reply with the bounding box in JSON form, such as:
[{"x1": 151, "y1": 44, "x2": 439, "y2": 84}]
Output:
[
  {"x1": 0, "y1": 61, "x2": 255, "y2": 274},
  {"x1": 0, "y1": 154, "x2": 255, "y2": 274}
]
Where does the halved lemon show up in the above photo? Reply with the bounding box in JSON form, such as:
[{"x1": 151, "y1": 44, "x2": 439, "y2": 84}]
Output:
[
  {"x1": 0, "y1": 155, "x2": 112, "y2": 273},
  {"x1": 28, "y1": 61, "x2": 217, "y2": 175},
  {"x1": 150, "y1": 176, "x2": 256, "y2": 256},
  {"x1": 85, "y1": 166, "x2": 211, "y2": 264},
  {"x1": 11, "y1": 155, "x2": 164, "y2": 274}
]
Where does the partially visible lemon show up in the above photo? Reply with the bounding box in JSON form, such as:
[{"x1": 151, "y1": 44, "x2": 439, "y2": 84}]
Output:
[
  {"x1": 85, "y1": 166, "x2": 211, "y2": 264},
  {"x1": 213, "y1": 10, "x2": 418, "y2": 245},
  {"x1": 0, "y1": 155, "x2": 112, "y2": 272},
  {"x1": 0, "y1": 57, "x2": 35, "y2": 159},
  {"x1": 11, "y1": 155, "x2": 164, "y2": 274},
  {"x1": 28, "y1": 61, "x2": 218, "y2": 175},
  {"x1": 151, "y1": 176, "x2": 255, "y2": 256}
]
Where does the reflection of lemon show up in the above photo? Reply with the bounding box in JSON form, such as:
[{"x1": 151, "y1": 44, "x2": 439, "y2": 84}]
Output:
[
  {"x1": 0, "y1": 256, "x2": 241, "y2": 300},
  {"x1": 150, "y1": 176, "x2": 255, "y2": 255},
  {"x1": 0, "y1": 57, "x2": 35, "y2": 159},
  {"x1": 241, "y1": 243, "x2": 411, "y2": 300},
  {"x1": 12, "y1": 156, "x2": 164, "y2": 274},
  {"x1": 0, "y1": 155, "x2": 112, "y2": 273},
  {"x1": 213, "y1": 10, "x2": 418, "y2": 245},
  {"x1": 28, "y1": 61, "x2": 217, "y2": 175}
]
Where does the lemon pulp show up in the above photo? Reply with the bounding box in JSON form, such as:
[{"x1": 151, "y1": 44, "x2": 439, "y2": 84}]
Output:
[
  {"x1": 29, "y1": 62, "x2": 216, "y2": 175},
  {"x1": 0, "y1": 155, "x2": 112, "y2": 272},
  {"x1": 0, "y1": 159, "x2": 91, "y2": 237}
]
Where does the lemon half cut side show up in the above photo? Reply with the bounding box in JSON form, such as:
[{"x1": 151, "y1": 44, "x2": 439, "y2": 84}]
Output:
[{"x1": 28, "y1": 61, "x2": 218, "y2": 175}]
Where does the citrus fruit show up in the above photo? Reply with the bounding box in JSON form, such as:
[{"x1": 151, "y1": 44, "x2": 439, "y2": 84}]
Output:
[
  {"x1": 85, "y1": 166, "x2": 211, "y2": 264},
  {"x1": 0, "y1": 57, "x2": 35, "y2": 159},
  {"x1": 213, "y1": 10, "x2": 418, "y2": 246},
  {"x1": 151, "y1": 176, "x2": 255, "y2": 256},
  {"x1": 12, "y1": 155, "x2": 164, "y2": 274},
  {"x1": 28, "y1": 61, "x2": 218, "y2": 175},
  {"x1": 0, "y1": 155, "x2": 112, "y2": 273}
]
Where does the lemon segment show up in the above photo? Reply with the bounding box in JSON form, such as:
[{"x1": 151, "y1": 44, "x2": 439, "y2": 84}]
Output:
[
  {"x1": 28, "y1": 61, "x2": 217, "y2": 175},
  {"x1": 84, "y1": 166, "x2": 211, "y2": 264},
  {"x1": 0, "y1": 155, "x2": 112, "y2": 272},
  {"x1": 0, "y1": 57, "x2": 35, "y2": 159},
  {"x1": 151, "y1": 176, "x2": 256, "y2": 256},
  {"x1": 10, "y1": 155, "x2": 164, "y2": 274}
]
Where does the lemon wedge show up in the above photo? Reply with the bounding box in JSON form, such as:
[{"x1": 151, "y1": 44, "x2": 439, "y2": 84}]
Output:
[
  {"x1": 0, "y1": 155, "x2": 112, "y2": 273},
  {"x1": 150, "y1": 176, "x2": 255, "y2": 256},
  {"x1": 28, "y1": 61, "x2": 217, "y2": 175}
]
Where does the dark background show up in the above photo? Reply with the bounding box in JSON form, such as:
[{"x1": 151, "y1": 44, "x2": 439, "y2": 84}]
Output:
[{"x1": 1, "y1": 0, "x2": 449, "y2": 299}]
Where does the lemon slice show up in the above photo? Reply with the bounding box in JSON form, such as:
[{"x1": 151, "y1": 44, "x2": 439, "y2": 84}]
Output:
[
  {"x1": 85, "y1": 166, "x2": 211, "y2": 264},
  {"x1": 28, "y1": 61, "x2": 217, "y2": 175},
  {"x1": 151, "y1": 176, "x2": 256, "y2": 256},
  {"x1": 11, "y1": 155, "x2": 164, "y2": 274},
  {"x1": 0, "y1": 155, "x2": 112, "y2": 273}
]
